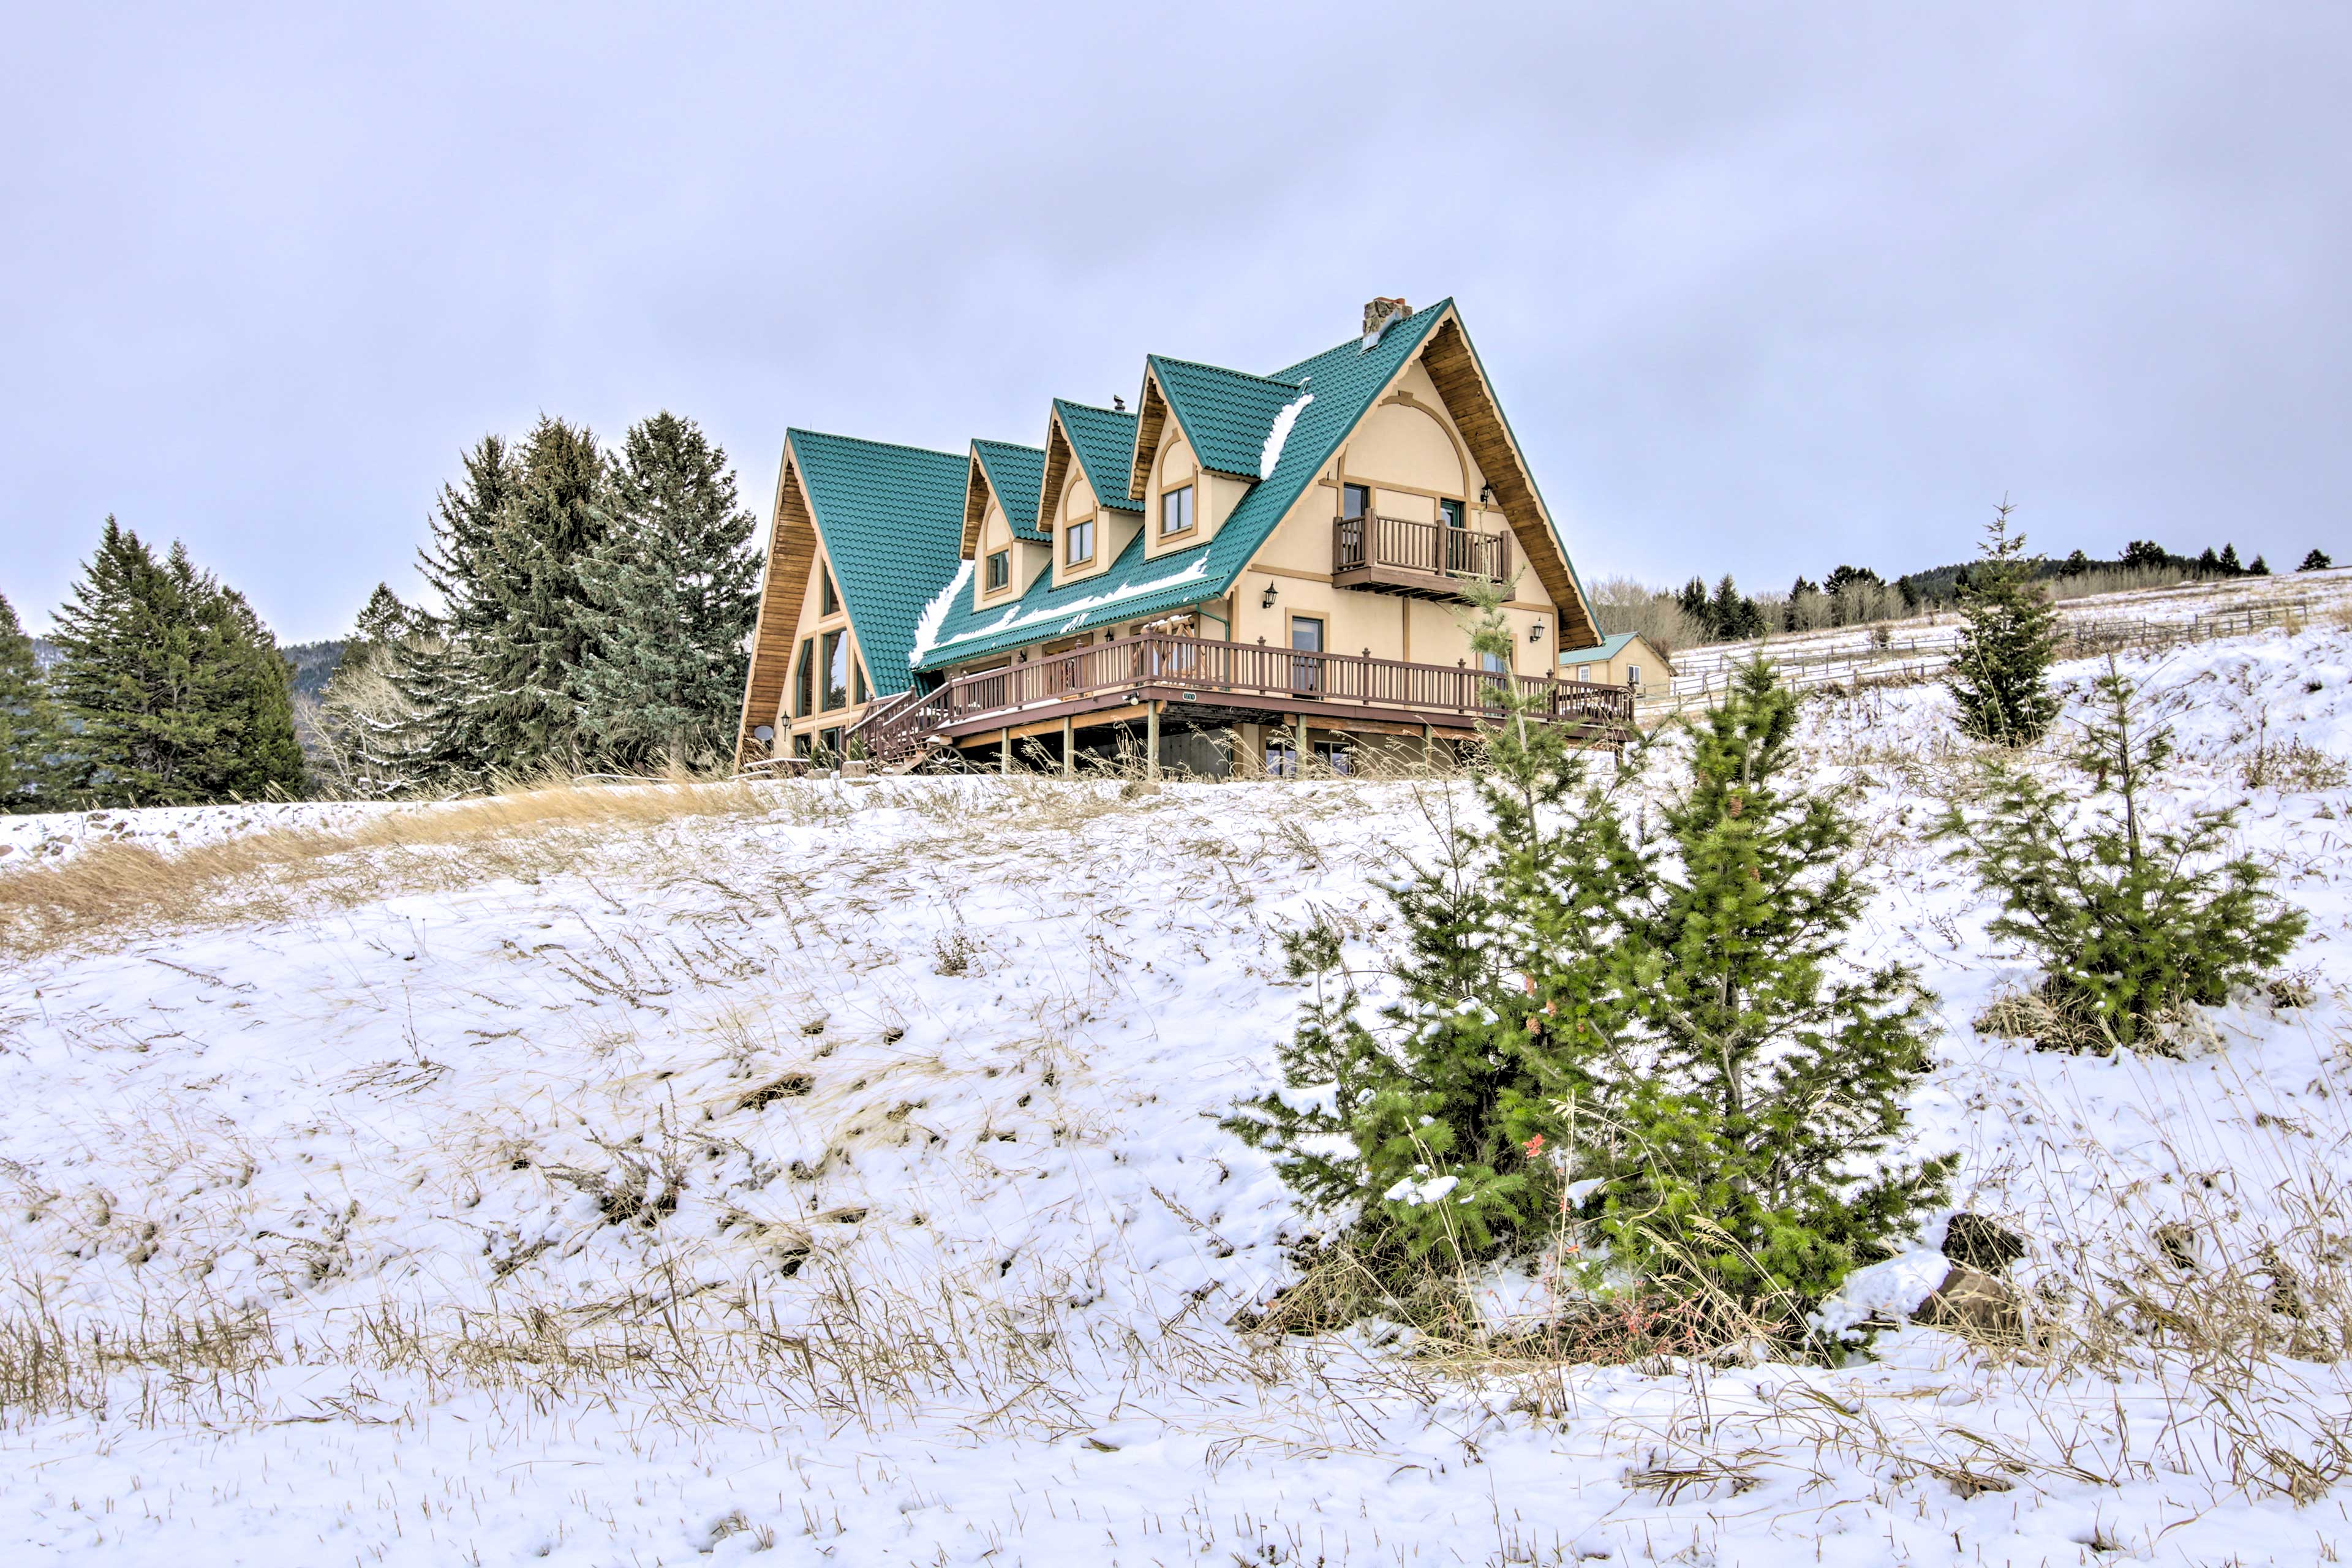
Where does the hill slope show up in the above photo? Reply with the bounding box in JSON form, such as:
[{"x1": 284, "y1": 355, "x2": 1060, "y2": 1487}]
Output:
[{"x1": 0, "y1": 627, "x2": 2348, "y2": 1564}]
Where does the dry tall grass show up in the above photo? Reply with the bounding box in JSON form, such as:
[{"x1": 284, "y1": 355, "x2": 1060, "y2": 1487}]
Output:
[{"x1": 0, "y1": 768, "x2": 777, "y2": 959}]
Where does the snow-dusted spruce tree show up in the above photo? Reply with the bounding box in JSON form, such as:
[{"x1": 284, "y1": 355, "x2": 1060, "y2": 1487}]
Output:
[
  {"x1": 0, "y1": 589, "x2": 64, "y2": 812},
  {"x1": 470, "y1": 417, "x2": 611, "y2": 774},
  {"x1": 47, "y1": 519, "x2": 306, "y2": 806},
  {"x1": 1938, "y1": 659, "x2": 2307, "y2": 1051},
  {"x1": 398, "y1": 420, "x2": 610, "y2": 785},
  {"x1": 313, "y1": 584, "x2": 437, "y2": 798},
  {"x1": 394, "y1": 434, "x2": 517, "y2": 788},
  {"x1": 1946, "y1": 500, "x2": 2060, "y2": 746},
  {"x1": 571, "y1": 412, "x2": 761, "y2": 770}
]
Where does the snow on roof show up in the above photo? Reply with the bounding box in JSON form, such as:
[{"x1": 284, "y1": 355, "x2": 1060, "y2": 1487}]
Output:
[{"x1": 1257, "y1": 392, "x2": 1311, "y2": 480}]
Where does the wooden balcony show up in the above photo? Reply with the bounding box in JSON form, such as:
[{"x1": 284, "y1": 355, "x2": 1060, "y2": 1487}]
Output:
[
  {"x1": 847, "y1": 633, "x2": 1631, "y2": 770},
  {"x1": 1332, "y1": 514, "x2": 1510, "y2": 599}
]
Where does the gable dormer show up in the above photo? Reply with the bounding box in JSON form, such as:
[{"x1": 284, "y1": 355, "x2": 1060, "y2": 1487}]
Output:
[
  {"x1": 1040, "y1": 399, "x2": 1141, "y2": 587},
  {"x1": 963, "y1": 439, "x2": 1049, "y2": 610},
  {"x1": 1127, "y1": 356, "x2": 1306, "y2": 560}
]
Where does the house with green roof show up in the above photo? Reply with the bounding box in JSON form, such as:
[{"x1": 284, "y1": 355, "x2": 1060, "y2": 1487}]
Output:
[{"x1": 736, "y1": 298, "x2": 1626, "y2": 774}]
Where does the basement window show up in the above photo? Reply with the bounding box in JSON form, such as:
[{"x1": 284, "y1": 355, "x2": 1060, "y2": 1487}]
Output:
[{"x1": 986, "y1": 549, "x2": 1010, "y2": 591}]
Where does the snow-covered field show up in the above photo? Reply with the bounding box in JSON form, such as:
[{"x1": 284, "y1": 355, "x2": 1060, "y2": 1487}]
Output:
[{"x1": 1, "y1": 625, "x2": 2350, "y2": 1564}]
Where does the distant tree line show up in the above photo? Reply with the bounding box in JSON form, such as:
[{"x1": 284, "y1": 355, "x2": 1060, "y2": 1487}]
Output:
[
  {"x1": 317, "y1": 410, "x2": 760, "y2": 796},
  {"x1": 1590, "y1": 532, "x2": 2333, "y2": 654},
  {"x1": 0, "y1": 409, "x2": 759, "y2": 813}
]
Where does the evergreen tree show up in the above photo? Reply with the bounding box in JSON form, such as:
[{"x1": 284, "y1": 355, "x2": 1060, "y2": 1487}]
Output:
[
  {"x1": 2302, "y1": 549, "x2": 2333, "y2": 572},
  {"x1": 2218, "y1": 542, "x2": 2244, "y2": 576},
  {"x1": 315, "y1": 583, "x2": 434, "y2": 797},
  {"x1": 1232, "y1": 652, "x2": 1949, "y2": 1340},
  {"x1": 2247, "y1": 554, "x2": 2269, "y2": 576},
  {"x1": 571, "y1": 412, "x2": 761, "y2": 769},
  {"x1": 395, "y1": 420, "x2": 609, "y2": 785},
  {"x1": 0, "y1": 590, "x2": 63, "y2": 812},
  {"x1": 1938, "y1": 660, "x2": 2306, "y2": 1052},
  {"x1": 397, "y1": 434, "x2": 517, "y2": 786},
  {"x1": 1946, "y1": 500, "x2": 2060, "y2": 747},
  {"x1": 2123, "y1": 540, "x2": 2172, "y2": 571},
  {"x1": 2196, "y1": 546, "x2": 2221, "y2": 574},
  {"x1": 1588, "y1": 662, "x2": 1950, "y2": 1329},
  {"x1": 472, "y1": 417, "x2": 610, "y2": 774},
  {"x1": 1676, "y1": 576, "x2": 1710, "y2": 633},
  {"x1": 48, "y1": 519, "x2": 306, "y2": 806}
]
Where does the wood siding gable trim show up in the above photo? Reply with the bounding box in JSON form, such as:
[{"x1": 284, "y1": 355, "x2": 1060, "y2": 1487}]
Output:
[
  {"x1": 960, "y1": 452, "x2": 992, "y2": 559},
  {"x1": 1126, "y1": 370, "x2": 1170, "y2": 502},
  {"x1": 734, "y1": 443, "x2": 822, "y2": 765},
  {"x1": 1417, "y1": 309, "x2": 1604, "y2": 650},
  {"x1": 1035, "y1": 412, "x2": 1074, "y2": 537}
]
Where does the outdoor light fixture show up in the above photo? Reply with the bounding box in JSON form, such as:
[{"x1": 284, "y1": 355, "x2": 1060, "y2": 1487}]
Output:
[
  {"x1": 1530, "y1": 619, "x2": 1546, "y2": 643},
  {"x1": 1260, "y1": 581, "x2": 1278, "y2": 609},
  {"x1": 1479, "y1": 484, "x2": 1494, "y2": 505}
]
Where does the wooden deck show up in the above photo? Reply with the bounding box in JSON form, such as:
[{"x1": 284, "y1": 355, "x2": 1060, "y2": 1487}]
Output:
[{"x1": 846, "y1": 633, "x2": 1633, "y2": 769}]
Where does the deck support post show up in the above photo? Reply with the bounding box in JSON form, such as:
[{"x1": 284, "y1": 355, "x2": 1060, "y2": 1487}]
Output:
[
  {"x1": 1294, "y1": 712, "x2": 1308, "y2": 777},
  {"x1": 1061, "y1": 716, "x2": 1074, "y2": 778},
  {"x1": 1000, "y1": 728, "x2": 1012, "y2": 775},
  {"x1": 1145, "y1": 701, "x2": 1161, "y2": 780},
  {"x1": 1422, "y1": 723, "x2": 1434, "y2": 772}
]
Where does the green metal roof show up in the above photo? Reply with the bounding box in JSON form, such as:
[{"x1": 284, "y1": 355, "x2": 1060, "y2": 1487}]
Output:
[
  {"x1": 787, "y1": 428, "x2": 968, "y2": 697},
  {"x1": 1561, "y1": 631, "x2": 1638, "y2": 663},
  {"x1": 1052, "y1": 399, "x2": 1143, "y2": 516},
  {"x1": 911, "y1": 302, "x2": 1452, "y2": 671},
  {"x1": 971, "y1": 439, "x2": 1046, "y2": 544},
  {"x1": 1144, "y1": 355, "x2": 1305, "y2": 480}
]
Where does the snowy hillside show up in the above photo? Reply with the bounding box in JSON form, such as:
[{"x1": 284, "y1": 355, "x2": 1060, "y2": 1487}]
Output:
[{"x1": 1, "y1": 625, "x2": 2350, "y2": 1564}]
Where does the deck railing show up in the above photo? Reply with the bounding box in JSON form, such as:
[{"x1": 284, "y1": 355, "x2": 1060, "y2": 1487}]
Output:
[
  {"x1": 1333, "y1": 514, "x2": 1510, "y2": 583},
  {"x1": 851, "y1": 633, "x2": 1631, "y2": 768}
]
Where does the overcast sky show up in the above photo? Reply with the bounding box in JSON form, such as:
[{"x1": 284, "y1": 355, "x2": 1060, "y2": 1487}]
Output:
[{"x1": 3, "y1": 3, "x2": 2345, "y2": 641}]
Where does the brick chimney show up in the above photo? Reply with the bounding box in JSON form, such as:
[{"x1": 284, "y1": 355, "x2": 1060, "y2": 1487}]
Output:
[{"x1": 1360, "y1": 297, "x2": 1410, "y2": 347}]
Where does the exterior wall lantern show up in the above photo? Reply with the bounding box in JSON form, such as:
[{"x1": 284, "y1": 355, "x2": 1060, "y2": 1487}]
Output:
[
  {"x1": 1260, "y1": 581, "x2": 1278, "y2": 609},
  {"x1": 1529, "y1": 619, "x2": 1546, "y2": 643}
]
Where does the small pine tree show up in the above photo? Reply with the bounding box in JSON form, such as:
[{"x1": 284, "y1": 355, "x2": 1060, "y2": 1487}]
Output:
[
  {"x1": 2218, "y1": 543, "x2": 2244, "y2": 576},
  {"x1": 0, "y1": 590, "x2": 64, "y2": 812},
  {"x1": 1591, "y1": 662, "x2": 1950, "y2": 1328},
  {"x1": 1937, "y1": 659, "x2": 2307, "y2": 1051},
  {"x1": 1947, "y1": 500, "x2": 2060, "y2": 747},
  {"x1": 1224, "y1": 584, "x2": 1637, "y2": 1270},
  {"x1": 2301, "y1": 549, "x2": 2331, "y2": 572},
  {"x1": 1231, "y1": 647, "x2": 1948, "y2": 1338},
  {"x1": 571, "y1": 412, "x2": 761, "y2": 770},
  {"x1": 2247, "y1": 554, "x2": 2269, "y2": 576},
  {"x1": 48, "y1": 519, "x2": 306, "y2": 806}
]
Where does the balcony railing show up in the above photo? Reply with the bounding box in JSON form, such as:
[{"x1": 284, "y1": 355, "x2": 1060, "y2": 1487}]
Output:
[
  {"x1": 847, "y1": 633, "x2": 1631, "y2": 769},
  {"x1": 1333, "y1": 514, "x2": 1510, "y2": 589}
]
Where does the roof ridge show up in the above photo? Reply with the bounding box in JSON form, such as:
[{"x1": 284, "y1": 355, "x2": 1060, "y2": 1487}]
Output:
[
  {"x1": 972, "y1": 437, "x2": 1045, "y2": 456},
  {"x1": 1145, "y1": 353, "x2": 1303, "y2": 390},
  {"x1": 1267, "y1": 296, "x2": 1456, "y2": 382},
  {"x1": 789, "y1": 427, "x2": 967, "y2": 462}
]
